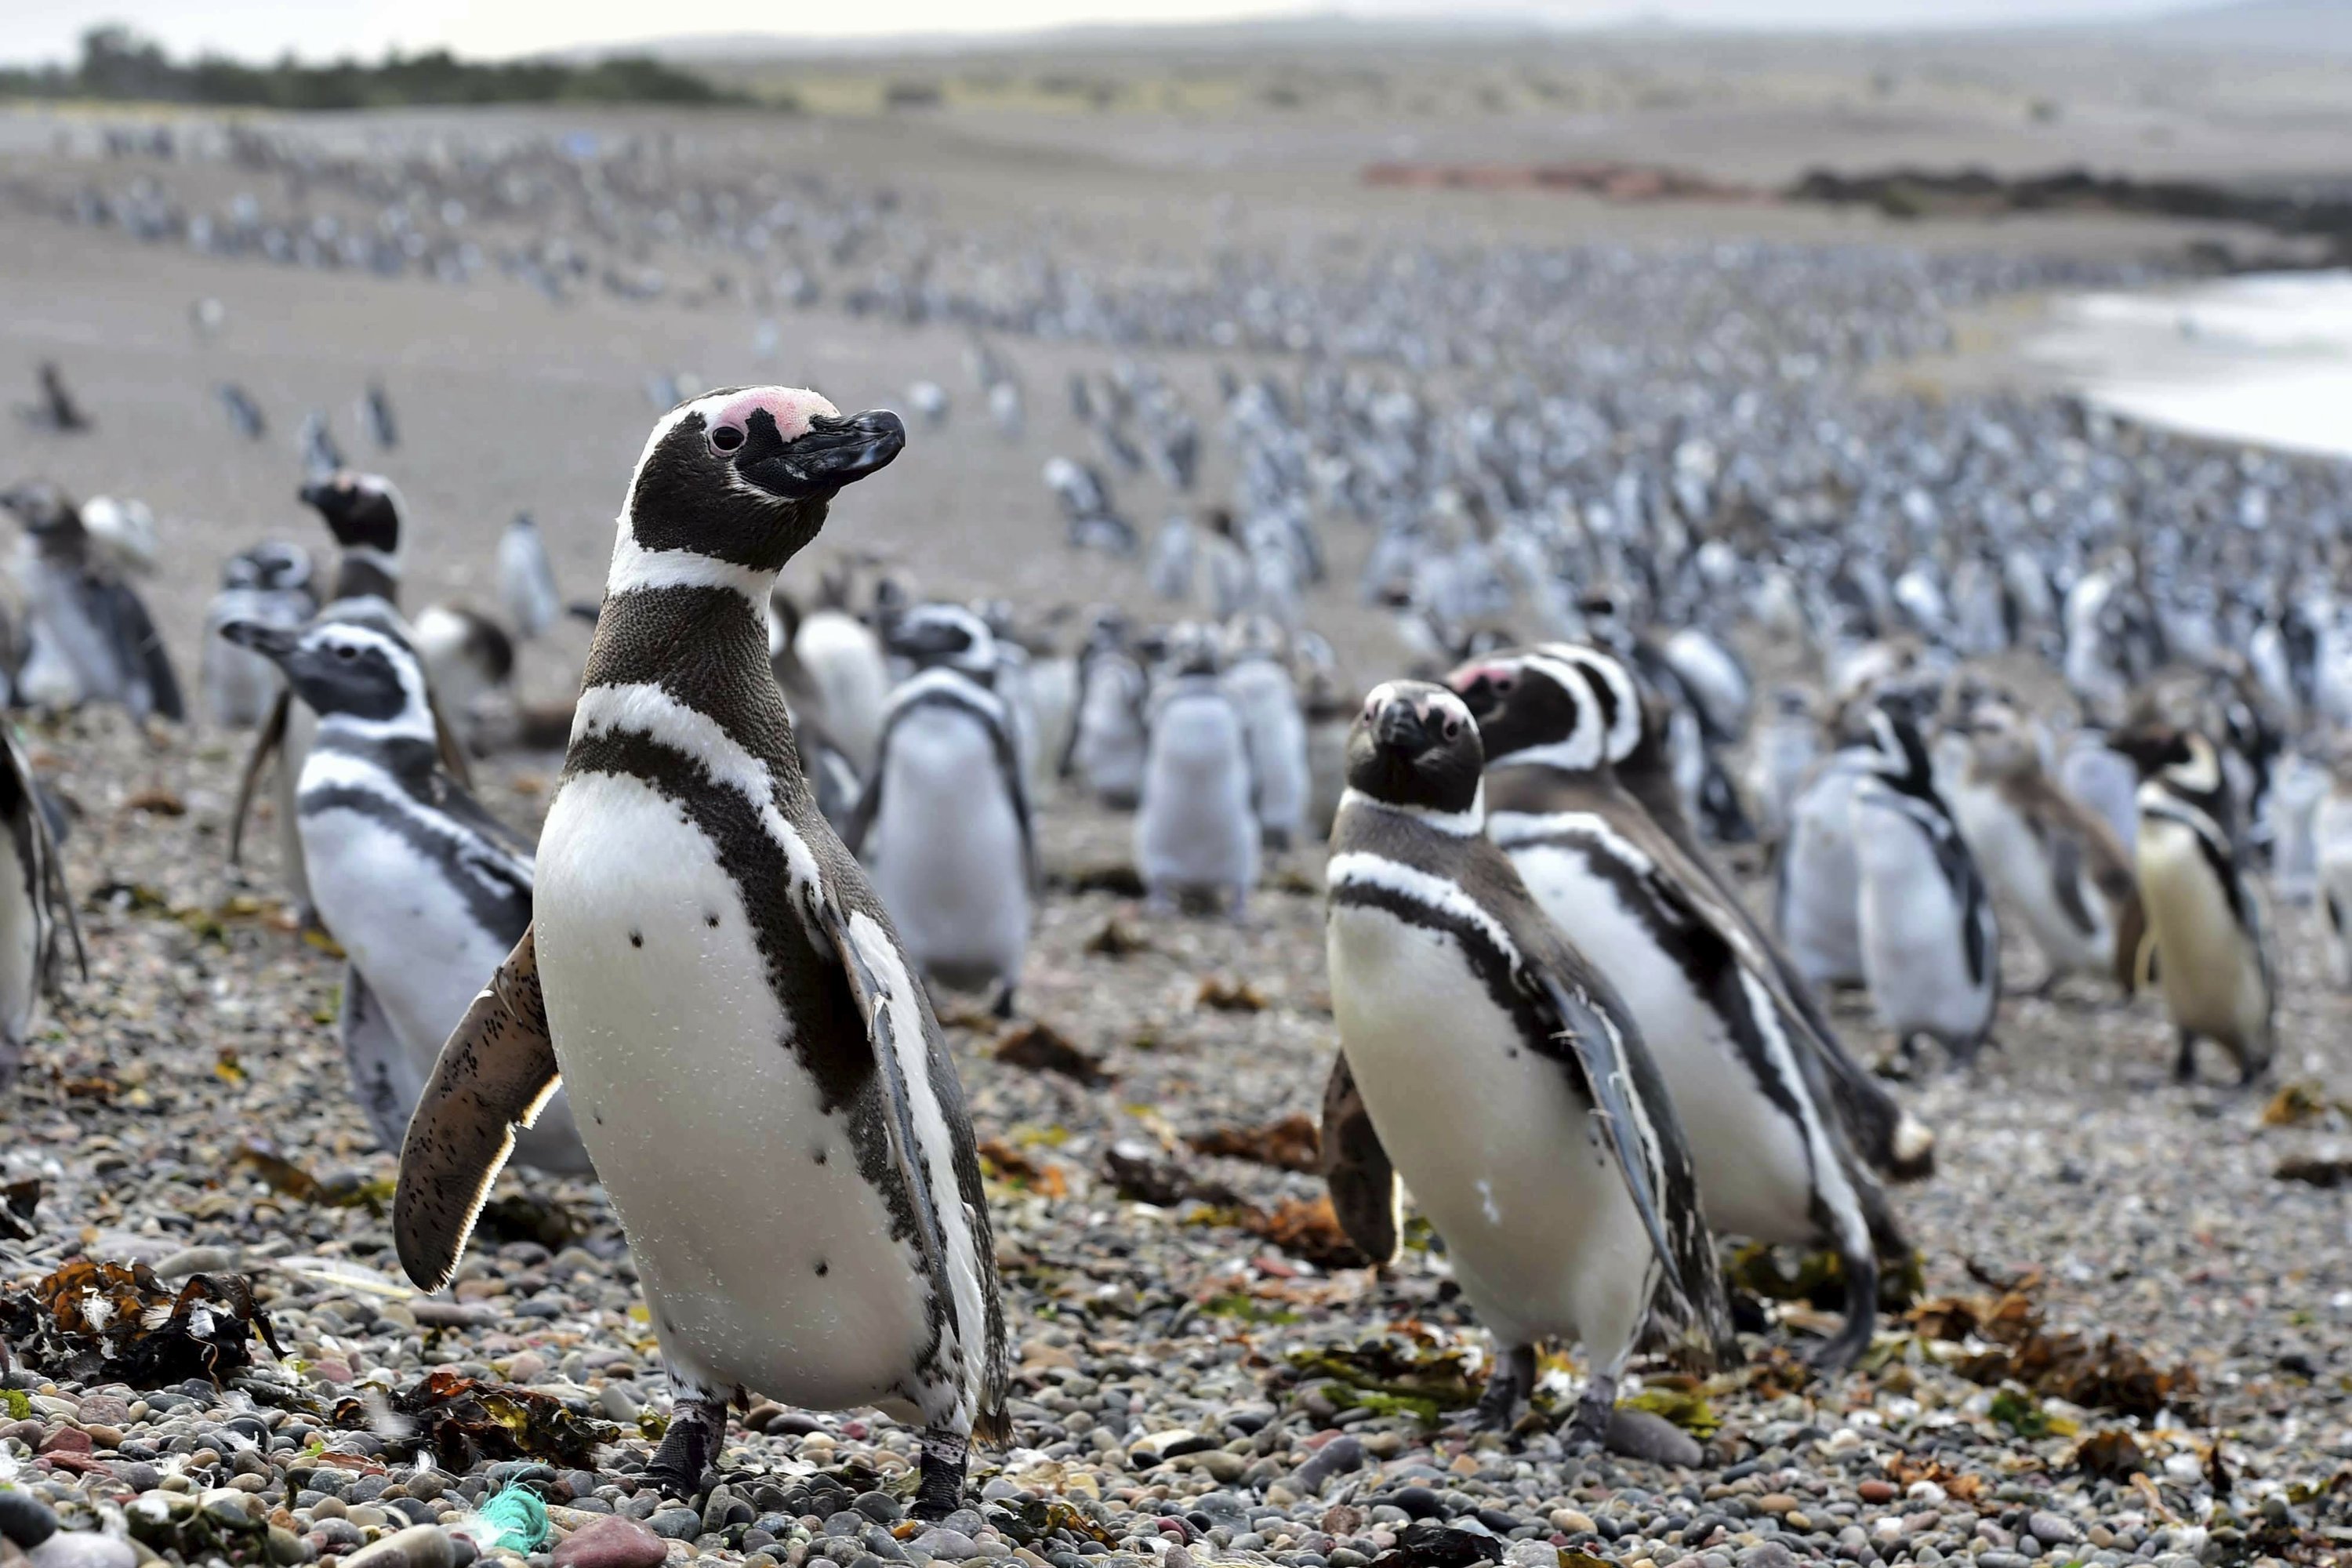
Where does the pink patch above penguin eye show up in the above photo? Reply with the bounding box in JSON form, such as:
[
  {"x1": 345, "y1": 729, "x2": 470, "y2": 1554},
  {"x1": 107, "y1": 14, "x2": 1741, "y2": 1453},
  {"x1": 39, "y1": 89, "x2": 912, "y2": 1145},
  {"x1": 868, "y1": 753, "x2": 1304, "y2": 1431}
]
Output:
[{"x1": 710, "y1": 424, "x2": 746, "y2": 454}]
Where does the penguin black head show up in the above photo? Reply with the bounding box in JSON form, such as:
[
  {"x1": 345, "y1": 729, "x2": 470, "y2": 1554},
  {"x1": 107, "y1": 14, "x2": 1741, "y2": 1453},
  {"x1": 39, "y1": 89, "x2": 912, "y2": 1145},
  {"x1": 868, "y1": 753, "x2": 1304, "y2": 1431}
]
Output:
[
  {"x1": 220, "y1": 619, "x2": 430, "y2": 733},
  {"x1": 1446, "y1": 648, "x2": 1606, "y2": 774},
  {"x1": 624, "y1": 387, "x2": 906, "y2": 572},
  {"x1": 888, "y1": 602, "x2": 996, "y2": 678},
  {"x1": 299, "y1": 471, "x2": 404, "y2": 557},
  {"x1": 1540, "y1": 642, "x2": 1648, "y2": 768},
  {"x1": 2107, "y1": 721, "x2": 2196, "y2": 782},
  {"x1": 1347, "y1": 680, "x2": 1483, "y2": 816}
]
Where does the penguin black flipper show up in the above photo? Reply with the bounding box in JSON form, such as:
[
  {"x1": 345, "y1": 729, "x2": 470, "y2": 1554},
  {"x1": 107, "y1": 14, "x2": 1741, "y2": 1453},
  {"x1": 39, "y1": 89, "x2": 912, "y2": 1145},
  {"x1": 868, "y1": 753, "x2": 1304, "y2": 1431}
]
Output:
[
  {"x1": 230, "y1": 691, "x2": 292, "y2": 868},
  {"x1": 1517, "y1": 959, "x2": 1740, "y2": 1369},
  {"x1": 394, "y1": 927, "x2": 563, "y2": 1294},
  {"x1": 803, "y1": 887, "x2": 949, "y2": 1284},
  {"x1": 428, "y1": 691, "x2": 474, "y2": 789},
  {"x1": 1318, "y1": 1051, "x2": 1399, "y2": 1265},
  {"x1": 94, "y1": 579, "x2": 186, "y2": 723}
]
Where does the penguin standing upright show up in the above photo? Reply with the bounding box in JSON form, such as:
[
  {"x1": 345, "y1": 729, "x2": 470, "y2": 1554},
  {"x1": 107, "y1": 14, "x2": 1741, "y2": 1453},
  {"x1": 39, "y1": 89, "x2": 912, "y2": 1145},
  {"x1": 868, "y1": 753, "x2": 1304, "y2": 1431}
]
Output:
[
  {"x1": 201, "y1": 543, "x2": 316, "y2": 729},
  {"x1": 1947, "y1": 695, "x2": 2143, "y2": 996},
  {"x1": 1134, "y1": 626, "x2": 1259, "y2": 918},
  {"x1": 847, "y1": 604, "x2": 1034, "y2": 1017},
  {"x1": 1552, "y1": 644, "x2": 1932, "y2": 1181},
  {"x1": 0, "y1": 727, "x2": 84, "y2": 1093},
  {"x1": 1779, "y1": 753, "x2": 1872, "y2": 991},
  {"x1": 2113, "y1": 724, "x2": 2274, "y2": 1084},
  {"x1": 1449, "y1": 649, "x2": 1903, "y2": 1368},
  {"x1": 499, "y1": 514, "x2": 561, "y2": 641},
  {"x1": 2, "y1": 484, "x2": 183, "y2": 721},
  {"x1": 1744, "y1": 687, "x2": 1820, "y2": 848},
  {"x1": 394, "y1": 387, "x2": 1005, "y2": 1515},
  {"x1": 221, "y1": 617, "x2": 590, "y2": 1174},
  {"x1": 793, "y1": 605, "x2": 892, "y2": 775},
  {"x1": 1221, "y1": 614, "x2": 1309, "y2": 850},
  {"x1": 1851, "y1": 701, "x2": 2001, "y2": 1069},
  {"x1": 1320, "y1": 681, "x2": 1735, "y2": 1435},
  {"x1": 1068, "y1": 620, "x2": 1150, "y2": 808},
  {"x1": 2314, "y1": 751, "x2": 2352, "y2": 988}
]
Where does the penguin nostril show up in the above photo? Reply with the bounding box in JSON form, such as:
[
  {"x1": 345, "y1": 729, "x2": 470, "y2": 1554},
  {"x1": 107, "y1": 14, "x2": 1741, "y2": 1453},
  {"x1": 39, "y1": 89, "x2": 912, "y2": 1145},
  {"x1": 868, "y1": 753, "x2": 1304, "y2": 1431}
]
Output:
[{"x1": 710, "y1": 424, "x2": 746, "y2": 454}]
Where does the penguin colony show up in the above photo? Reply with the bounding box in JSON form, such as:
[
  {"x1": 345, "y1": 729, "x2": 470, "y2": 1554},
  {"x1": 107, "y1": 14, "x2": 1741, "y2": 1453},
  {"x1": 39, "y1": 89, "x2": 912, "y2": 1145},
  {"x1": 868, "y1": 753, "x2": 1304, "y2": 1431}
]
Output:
[{"x1": 9, "y1": 126, "x2": 2352, "y2": 1520}]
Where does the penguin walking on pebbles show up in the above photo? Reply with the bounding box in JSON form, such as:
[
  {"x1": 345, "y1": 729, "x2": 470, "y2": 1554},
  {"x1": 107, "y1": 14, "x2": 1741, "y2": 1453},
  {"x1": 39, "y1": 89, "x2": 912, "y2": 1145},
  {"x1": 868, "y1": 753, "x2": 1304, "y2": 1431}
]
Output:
[
  {"x1": 1135, "y1": 626, "x2": 1259, "y2": 918},
  {"x1": 2114, "y1": 724, "x2": 2275, "y2": 1084},
  {"x1": 201, "y1": 543, "x2": 316, "y2": 729},
  {"x1": 848, "y1": 604, "x2": 1035, "y2": 1018},
  {"x1": 1947, "y1": 695, "x2": 2143, "y2": 997},
  {"x1": 1852, "y1": 701, "x2": 2001, "y2": 1069},
  {"x1": 1448, "y1": 649, "x2": 1904, "y2": 1369},
  {"x1": 394, "y1": 387, "x2": 1006, "y2": 1515},
  {"x1": 1321, "y1": 681, "x2": 1737, "y2": 1436},
  {"x1": 1069, "y1": 621, "x2": 1150, "y2": 808},
  {"x1": 221, "y1": 617, "x2": 590, "y2": 1174},
  {"x1": 0, "y1": 727, "x2": 85, "y2": 1093}
]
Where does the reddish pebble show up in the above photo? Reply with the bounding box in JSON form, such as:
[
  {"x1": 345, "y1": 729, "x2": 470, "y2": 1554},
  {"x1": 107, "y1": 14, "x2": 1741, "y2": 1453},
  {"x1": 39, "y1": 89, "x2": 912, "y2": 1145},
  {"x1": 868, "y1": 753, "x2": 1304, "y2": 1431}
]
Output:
[
  {"x1": 39, "y1": 1427, "x2": 93, "y2": 1455},
  {"x1": 1857, "y1": 1480, "x2": 1897, "y2": 1504}
]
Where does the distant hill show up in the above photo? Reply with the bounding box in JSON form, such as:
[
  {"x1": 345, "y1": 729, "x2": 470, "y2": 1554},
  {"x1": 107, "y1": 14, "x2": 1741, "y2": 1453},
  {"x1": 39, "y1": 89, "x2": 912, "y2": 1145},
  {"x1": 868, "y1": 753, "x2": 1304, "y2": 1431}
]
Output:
[
  {"x1": 568, "y1": 9, "x2": 1573, "y2": 64},
  {"x1": 2133, "y1": 0, "x2": 2352, "y2": 50}
]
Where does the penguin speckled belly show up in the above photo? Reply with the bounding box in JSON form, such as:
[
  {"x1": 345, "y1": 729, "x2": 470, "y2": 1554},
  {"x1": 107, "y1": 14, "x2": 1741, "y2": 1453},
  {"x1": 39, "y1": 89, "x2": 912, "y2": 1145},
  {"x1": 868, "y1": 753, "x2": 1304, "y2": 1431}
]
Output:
[
  {"x1": 2114, "y1": 724, "x2": 2275, "y2": 1084},
  {"x1": 1447, "y1": 648, "x2": 1904, "y2": 1370},
  {"x1": 1321, "y1": 681, "x2": 1736, "y2": 1438},
  {"x1": 220, "y1": 617, "x2": 589, "y2": 1174},
  {"x1": 393, "y1": 387, "x2": 1007, "y2": 1518}
]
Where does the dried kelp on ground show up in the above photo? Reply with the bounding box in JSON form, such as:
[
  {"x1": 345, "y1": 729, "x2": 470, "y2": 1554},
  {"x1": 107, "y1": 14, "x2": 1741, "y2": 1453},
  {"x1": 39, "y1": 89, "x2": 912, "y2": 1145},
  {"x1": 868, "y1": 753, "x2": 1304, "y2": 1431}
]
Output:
[{"x1": 0, "y1": 1259, "x2": 281, "y2": 1383}]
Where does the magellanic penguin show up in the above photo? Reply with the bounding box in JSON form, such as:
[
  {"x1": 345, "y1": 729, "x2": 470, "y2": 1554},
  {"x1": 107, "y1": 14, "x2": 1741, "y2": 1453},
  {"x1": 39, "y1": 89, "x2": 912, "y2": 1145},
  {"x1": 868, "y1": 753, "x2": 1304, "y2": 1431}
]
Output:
[
  {"x1": 846, "y1": 603, "x2": 1035, "y2": 1018},
  {"x1": 1134, "y1": 626, "x2": 1260, "y2": 919},
  {"x1": 2, "y1": 483, "x2": 184, "y2": 722},
  {"x1": 1446, "y1": 649, "x2": 1904, "y2": 1370},
  {"x1": 219, "y1": 616, "x2": 590, "y2": 1174},
  {"x1": 2111, "y1": 724, "x2": 2275, "y2": 1084},
  {"x1": 1551, "y1": 644, "x2": 1933, "y2": 1183},
  {"x1": 393, "y1": 387, "x2": 1007, "y2": 1515},
  {"x1": 1947, "y1": 695, "x2": 2143, "y2": 997},
  {"x1": 498, "y1": 514, "x2": 561, "y2": 641},
  {"x1": 0, "y1": 725, "x2": 85, "y2": 1092},
  {"x1": 201, "y1": 543, "x2": 316, "y2": 729},
  {"x1": 1851, "y1": 700, "x2": 2002, "y2": 1070},
  {"x1": 1320, "y1": 681, "x2": 1737, "y2": 1436},
  {"x1": 228, "y1": 472, "x2": 471, "y2": 925},
  {"x1": 1220, "y1": 614, "x2": 1310, "y2": 850}
]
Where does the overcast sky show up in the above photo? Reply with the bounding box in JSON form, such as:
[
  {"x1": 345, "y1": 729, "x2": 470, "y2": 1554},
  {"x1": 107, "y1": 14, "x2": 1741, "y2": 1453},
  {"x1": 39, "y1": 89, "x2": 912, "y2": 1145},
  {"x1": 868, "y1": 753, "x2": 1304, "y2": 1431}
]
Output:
[{"x1": 0, "y1": 0, "x2": 2189, "y2": 66}]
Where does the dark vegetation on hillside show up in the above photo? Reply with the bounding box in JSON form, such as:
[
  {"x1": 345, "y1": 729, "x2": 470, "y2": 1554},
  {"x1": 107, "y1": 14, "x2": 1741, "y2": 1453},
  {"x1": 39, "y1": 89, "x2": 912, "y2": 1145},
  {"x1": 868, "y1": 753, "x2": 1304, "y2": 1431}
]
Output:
[{"x1": 0, "y1": 25, "x2": 747, "y2": 110}]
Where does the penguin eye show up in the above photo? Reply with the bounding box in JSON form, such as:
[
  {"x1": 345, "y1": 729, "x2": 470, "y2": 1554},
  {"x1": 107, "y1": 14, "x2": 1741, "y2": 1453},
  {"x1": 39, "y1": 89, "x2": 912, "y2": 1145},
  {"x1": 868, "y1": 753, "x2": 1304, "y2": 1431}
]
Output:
[
  {"x1": 1440, "y1": 714, "x2": 1462, "y2": 740},
  {"x1": 335, "y1": 644, "x2": 358, "y2": 661},
  {"x1": 1492, "y1": 673, "x2": 1516, "y2": 693},
  {"x1": 710, "y1": 424, "x2": 747, "y2": 455}
]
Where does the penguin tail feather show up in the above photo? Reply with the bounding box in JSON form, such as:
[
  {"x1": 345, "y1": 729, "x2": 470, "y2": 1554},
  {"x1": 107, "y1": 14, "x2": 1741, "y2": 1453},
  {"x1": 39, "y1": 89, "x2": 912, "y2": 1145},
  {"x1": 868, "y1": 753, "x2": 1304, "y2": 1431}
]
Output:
[{"x1": 971, "y1": 1398, "x2": 1013, "y2": 1448}]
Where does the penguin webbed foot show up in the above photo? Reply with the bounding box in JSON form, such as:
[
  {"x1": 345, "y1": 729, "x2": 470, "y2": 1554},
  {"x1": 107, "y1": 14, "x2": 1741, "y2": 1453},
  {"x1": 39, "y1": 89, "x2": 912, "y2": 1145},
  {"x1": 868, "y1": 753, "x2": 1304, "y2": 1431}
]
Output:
[
  {"x1": 1465, "y1": 1344, "x2": 1535, "y2": 1433},
  {"x1": 989, "y1": 982, "x2": 1018, "y2": 1022},
  {"x1": 913, "y1": 1428, "x2": 970, "y2": 1523},
  {"x1": 2172, "y1": 1031, "x2": 2200, "y2": 1085},
  {"x1": 1560, "y1": 1372, "x2": 1618, "y2": 1454},
  {"x1": 1804, "y1": 1250, "x2": 1878, "y2": 1376},
  {"x1": 643, "y1": 1396, "x2": 725, "y2": 1502}
]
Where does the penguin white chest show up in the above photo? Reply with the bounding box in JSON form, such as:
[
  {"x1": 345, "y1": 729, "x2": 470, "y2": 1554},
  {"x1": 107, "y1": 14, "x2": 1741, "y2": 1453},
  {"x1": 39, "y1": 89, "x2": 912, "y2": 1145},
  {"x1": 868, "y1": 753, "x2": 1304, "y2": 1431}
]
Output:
[
  {"x1": 1324, "y1": 902, "x2": 1651, "y2": 1353},
  {"x1": 2137, "y1": 816, "x2": 2264, "y2": 1043},
  {"x1": 1505, "y1": 840, "x2": 1820, "y2": 1247},
  {"x1": 868, "y1": 710, "x2": 1027, "y2": 987},
  {"x1": 534, "y1": 771, "x2": 932, "y2": 1412},
  {"x1": 299, "y1": 801, "x2": 493, "y2": 1076}
]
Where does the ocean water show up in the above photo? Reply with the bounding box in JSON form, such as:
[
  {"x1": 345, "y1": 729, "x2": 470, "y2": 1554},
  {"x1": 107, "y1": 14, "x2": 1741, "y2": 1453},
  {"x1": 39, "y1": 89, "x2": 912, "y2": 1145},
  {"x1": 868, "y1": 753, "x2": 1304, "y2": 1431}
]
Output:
[{"x1": 2024, "y1": 270, "x2": 2352, "y2": 462}]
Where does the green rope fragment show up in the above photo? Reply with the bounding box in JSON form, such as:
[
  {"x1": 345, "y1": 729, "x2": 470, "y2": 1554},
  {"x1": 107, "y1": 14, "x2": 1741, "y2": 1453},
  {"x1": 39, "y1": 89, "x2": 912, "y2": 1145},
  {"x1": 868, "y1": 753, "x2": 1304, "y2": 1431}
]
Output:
[{"x1": 464, "y1": 1484, "x2": 550, "y2": 1554}]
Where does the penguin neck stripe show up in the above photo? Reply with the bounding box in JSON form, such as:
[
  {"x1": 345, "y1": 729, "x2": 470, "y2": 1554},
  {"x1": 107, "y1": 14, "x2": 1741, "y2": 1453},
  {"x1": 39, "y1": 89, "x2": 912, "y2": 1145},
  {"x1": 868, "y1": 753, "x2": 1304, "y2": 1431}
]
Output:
[
  {"x1": 1337, "y1": 785, "x2": 1484, "y2": 837},
  {"x1": 568, "y1": 681, "x2": 824, "y2": 906},
  {"x1": 1488, "y1": 808, "x2": 1656, "y2": 877},
  {"x1": 314, "y1": 707, "x2": 437, "y2": 748},
  {"x1": 605, "y1": 519, "x2": 775, "y2": 603},
  {"x1": 888, "y1": 667, "x2": 1009, "y2": 728},
  {"x1": 1327, "y1": 851, "x2": 1518, "y2": 966},
  {"x1": 1487, "y1": 733, "x2": 1605, "y2": 775}
]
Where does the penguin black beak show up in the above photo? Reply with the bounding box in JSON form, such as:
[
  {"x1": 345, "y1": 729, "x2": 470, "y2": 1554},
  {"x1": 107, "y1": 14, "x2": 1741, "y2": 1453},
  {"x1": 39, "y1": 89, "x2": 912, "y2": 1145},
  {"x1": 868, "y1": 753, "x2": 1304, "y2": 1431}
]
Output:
[
  {"x1": 298, "y1": 478, "x2": 338, "y2": 510},
  {"x1": 220, "y1": 620, "x2": 299, "y2": 664},
  {"x1": 739, "y1": 410, "x2": 907, "y2": 501},
  {"x1": 1375, "y1": 701, "x2": 1432, "y2": 756}
]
